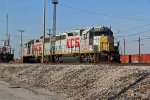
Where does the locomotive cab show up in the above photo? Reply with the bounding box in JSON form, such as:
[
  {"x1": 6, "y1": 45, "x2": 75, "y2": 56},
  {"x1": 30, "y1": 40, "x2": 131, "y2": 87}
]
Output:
[
  {"x1": 81, "y1": 27, "x2": 114, "y2": 53},
  {"x1": 94, "y1": 27, "x2": 114, "y2": 52},
  {"x1": 80, "y1": 27, "x2": 120, "y2": 62}
]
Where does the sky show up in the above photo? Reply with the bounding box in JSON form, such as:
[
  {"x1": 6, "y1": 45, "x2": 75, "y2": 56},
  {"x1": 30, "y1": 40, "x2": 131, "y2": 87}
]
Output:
[{"x1": 0, "y1": 0, "x2": 150, "y2": 57}]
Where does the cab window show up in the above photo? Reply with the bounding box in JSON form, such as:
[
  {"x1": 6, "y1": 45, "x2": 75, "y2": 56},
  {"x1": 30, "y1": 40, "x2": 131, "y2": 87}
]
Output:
[{"x1": 84, "y1": 33, "x2": 87, "y2": 39}]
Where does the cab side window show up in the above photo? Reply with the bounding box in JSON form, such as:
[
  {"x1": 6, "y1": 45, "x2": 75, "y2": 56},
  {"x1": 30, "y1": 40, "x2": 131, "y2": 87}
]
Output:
[{"x1": 84, "y1": 33, "x2": 87, "y2": 39}]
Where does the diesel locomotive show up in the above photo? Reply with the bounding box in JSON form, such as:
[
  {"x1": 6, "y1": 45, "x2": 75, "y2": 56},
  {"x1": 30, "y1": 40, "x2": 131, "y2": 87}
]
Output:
[
  {"x1": 23, "y1": 26, "x2": 120, "y2": 63},
  {"x1": 0, "y1": 43, "x2": 14, "y2": 63}
]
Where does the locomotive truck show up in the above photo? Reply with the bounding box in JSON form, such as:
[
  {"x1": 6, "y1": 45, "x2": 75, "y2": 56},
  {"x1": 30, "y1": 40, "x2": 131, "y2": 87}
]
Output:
[{"x1": 23, "y1": 26, "x2": 120, "y2": 63}]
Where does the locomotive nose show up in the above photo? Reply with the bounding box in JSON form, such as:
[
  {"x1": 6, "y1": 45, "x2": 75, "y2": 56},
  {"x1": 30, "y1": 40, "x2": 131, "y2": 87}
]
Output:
[{"x1": 99, "y1": 36, "x2": 109, "y2": 52}]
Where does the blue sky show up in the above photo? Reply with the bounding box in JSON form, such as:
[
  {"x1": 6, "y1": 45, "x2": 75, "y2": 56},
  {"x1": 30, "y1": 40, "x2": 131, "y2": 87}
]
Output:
[{"x1": 0, "y1": 0, "x2": 150, "y2": 57}]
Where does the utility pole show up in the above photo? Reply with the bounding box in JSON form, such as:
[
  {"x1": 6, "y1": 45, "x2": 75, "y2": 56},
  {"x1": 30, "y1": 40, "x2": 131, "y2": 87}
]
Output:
[
  {"x1": 123, "y1": 38, "x2": 126, "y2": 63},
  {"x1": 52, "y1": 0, "x2": 58, "y2": 36},
  {"x1": 46, "y1": 29, "x2": 52, "y2": 62},
  {"x1": 6, "y1": 14, "x2": 9, "y2": 46},
  {"x1": 124, "y1": 38, "x2": 126, "y2": 56},
  {"x1": 138, "y1": 37, "x2": 141, "y2": 64},
  {"x1": 6, "y1": 0, "x2": 10, "y2": 46},
  {"x1": 42, "y1": 0, "x2": 46, "y2": 63},
  {"x1": 18, "y1": 30, "x2": 24, "y2": 63},
  {"x1": 47, "y1": 29, "x2": 52, "y2": 55}
]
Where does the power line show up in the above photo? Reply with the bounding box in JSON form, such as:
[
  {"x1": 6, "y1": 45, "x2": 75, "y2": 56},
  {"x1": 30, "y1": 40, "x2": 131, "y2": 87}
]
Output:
[
  {"x1": 127, "y1": 29, "x2": 150, "y2": 37},
  {"x1": 60, "y1": 3, "x2": 149, "y2": 21},
  {"x1": 115, "y1": 29, "x2": 150, "y2": 38},
  {"x1": 124, "y1": 37, "x2": 150, "y2": 43},
  {"x1": 119, "y1": 24, "x2": 150, "y2": 33},
  {"x1": 126, "y1": 39, "x2": 138, "y2": 43},
  {"x1": 141, "y1": 37, "x2": 150, "y2": 41}
]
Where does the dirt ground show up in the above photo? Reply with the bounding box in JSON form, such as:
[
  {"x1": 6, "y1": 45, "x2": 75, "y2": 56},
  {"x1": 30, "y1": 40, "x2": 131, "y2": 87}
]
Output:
[
  {"x1": 0, "y1": 80, "x2": 68, "y2": 100},
  {"x1": 0, "y1": 64, "x2": 149, "y2": 100}
]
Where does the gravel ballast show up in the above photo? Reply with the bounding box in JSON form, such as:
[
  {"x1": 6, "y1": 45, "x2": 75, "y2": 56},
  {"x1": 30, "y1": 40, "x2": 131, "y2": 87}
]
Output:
[{"x1": 0, "y1": 64, "x2": 149, "y2": 100}]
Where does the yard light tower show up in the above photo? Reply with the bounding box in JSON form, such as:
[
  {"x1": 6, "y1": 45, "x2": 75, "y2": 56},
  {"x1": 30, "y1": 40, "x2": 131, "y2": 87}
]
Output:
[{"x1": 52, "y1": 0, "x2": 58, "y2": 36}]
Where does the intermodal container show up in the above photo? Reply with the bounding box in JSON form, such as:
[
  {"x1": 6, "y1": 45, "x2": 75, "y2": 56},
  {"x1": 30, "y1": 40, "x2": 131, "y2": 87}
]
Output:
[{"x1": 141, "y1": 54, "x2": 150, "y2": 63}]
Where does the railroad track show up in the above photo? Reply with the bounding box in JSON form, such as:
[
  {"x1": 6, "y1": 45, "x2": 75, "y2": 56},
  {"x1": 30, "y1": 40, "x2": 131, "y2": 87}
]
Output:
[{"x1": 5, "y1": 62, "x2": 150, "y2": 66}]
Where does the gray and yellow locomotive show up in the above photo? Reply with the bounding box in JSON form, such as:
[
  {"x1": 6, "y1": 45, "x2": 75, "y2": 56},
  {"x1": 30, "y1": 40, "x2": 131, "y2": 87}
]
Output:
[{"x1": 23, "y1": 26, "x2": 120, "y2": 63}]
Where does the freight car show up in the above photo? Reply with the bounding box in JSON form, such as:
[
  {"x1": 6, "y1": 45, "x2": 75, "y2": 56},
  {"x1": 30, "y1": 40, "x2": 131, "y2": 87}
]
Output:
[
  {"x1": 120, "y1": 54, "x2": 150, "y2": 63},
  {"x1": 23, "y1": 26, "x2": 120, "y2": 63},
  {"x1": 0, "y1": 44, "x2": 14, "y2": 63}
]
